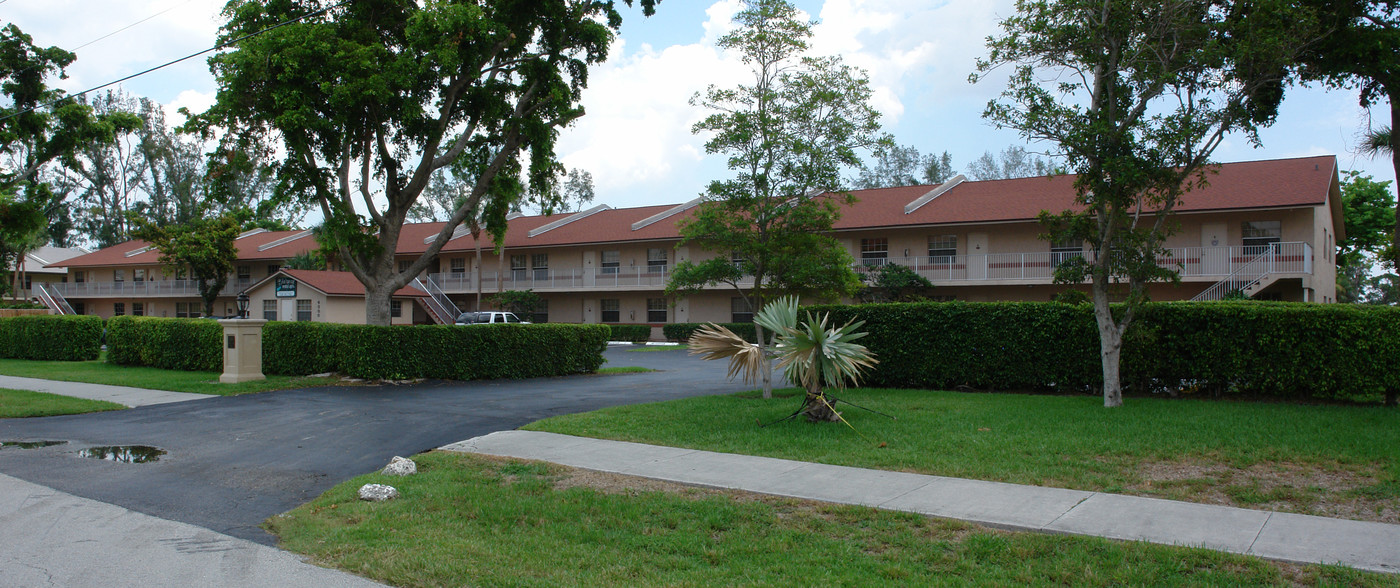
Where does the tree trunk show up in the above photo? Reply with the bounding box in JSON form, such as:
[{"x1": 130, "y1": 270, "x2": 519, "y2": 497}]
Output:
[
  {"x1": 474, "y1": 238, "x2": 483, "y2": 311},
  {"x1": 801, "y1": 384, "x2": 839, "y2": 422},
  {"x1": 365, "y1": 283, "x2": 394, "y2": 326},
  {"x1": 755, "y1": 322, "x2": 772, "y2": 399},
  {"x1": 1091, "y1": 278, "x2": 1125, "y2": 408}
]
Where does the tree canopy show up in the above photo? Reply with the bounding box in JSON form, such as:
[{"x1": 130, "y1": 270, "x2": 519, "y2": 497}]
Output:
[
  {"x1": 667, "y1": 0, "x2": 883, "y2": 397},
  {"x1": 1338, "y1": 170, "x2": 1396, "y2": 267},
  {"x1": 975, "y1": 0, "x2": 1326, "y2": 407},
  {"x1": 132, "y1": 213, "x2": 241, "y2": 317},
  {"x1": 191, "y1": 0, "x2": 655, "y2": 325}
]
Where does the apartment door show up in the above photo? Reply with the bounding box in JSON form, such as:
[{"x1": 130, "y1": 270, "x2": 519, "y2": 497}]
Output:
[
  {"x1": 1200, "y1": 222, "x2": 1227, "y2": 275},
  {"x1": 967, "y1": 232, "x2": 988, "y2": 280}
]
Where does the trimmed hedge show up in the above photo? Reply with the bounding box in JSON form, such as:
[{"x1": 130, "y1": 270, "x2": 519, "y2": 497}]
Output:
[
  {"x1": 105, "y1": 316, "x2": 222, "y2": 371},
  {"x1": 663, "y1": 322, "x2": 758, "y2": 343},
  {"x1": 263, "y1": 322, "x2": 610, "y2": 380},
  {"x1": 608, "y1": 324, "x2": 652, "y2": 343},
  {"x1": 0, "y1": 314, "x2": 103, "y2": 361},
  {"x1": 806, "y1": 301, "x2": 1400, "y2": 404}
]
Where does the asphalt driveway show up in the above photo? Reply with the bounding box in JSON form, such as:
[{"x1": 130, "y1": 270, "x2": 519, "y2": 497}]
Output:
[{"x1": 0, "y1": 346, "x2": 745, "y2": 545}]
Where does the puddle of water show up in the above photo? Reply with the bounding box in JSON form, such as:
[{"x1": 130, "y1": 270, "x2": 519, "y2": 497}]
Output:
[
  {"x1": 77, "y1": 445, "x2": 166, "y2": 463},
  {"x1": 0, "y1": 440, "x2": 67, "y2": 449}
]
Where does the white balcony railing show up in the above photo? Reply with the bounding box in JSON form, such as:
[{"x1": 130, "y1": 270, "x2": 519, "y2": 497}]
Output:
[{"x1": 45, "y1": 279, "x2": 248, "y2": 299}]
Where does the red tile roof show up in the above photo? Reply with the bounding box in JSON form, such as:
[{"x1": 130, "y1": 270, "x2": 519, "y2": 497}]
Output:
[
  {"x1": 265, "y1": 269, "x2": 428, "y2": 297},
  {"x1": 52, "y1": 155, "x2": 1340, "y2": 263}
]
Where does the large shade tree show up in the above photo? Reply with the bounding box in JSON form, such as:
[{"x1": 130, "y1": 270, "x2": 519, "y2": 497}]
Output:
[
  {"x1": 974, "y1": 0, "x2": 1326, "y2": 407},
  {"x1": 666, "y1": 0, "x2": 883, "y2": 397},
  {"x1": 191, "y1": 0, "x2": 657, "y2": 325}
]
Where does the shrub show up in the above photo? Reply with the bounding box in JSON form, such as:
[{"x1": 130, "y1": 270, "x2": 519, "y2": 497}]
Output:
[
  {"x1": 608, "y1": 324, "x2": 651, "y2": 343},
  {"x1": 664, "y1": 322, "x2": 758, "y2": 343},
  {"x1": 105, "y1": 316, "x2": 222, "y2": 371},
  {"x1": 0, "y1": 314, "x2": 103, "y2": 361},
  {"x1": 264, "y1": 322, "x2": 610, "y2": 380},
  {"x1": 806, "y1": 301, "x2": 1400, "y2": 404}
]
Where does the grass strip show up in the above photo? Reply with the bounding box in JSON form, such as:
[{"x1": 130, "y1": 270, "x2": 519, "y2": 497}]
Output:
[
  {"x1": 596, "y1": 366, "x2": 657, "y2": 374},
  {"x1": 0, "y1": 388, "x2": 126, "y2": 418},
  {"x1": 268, "y1": 452, "x2": 1381, "y2": 587},
  {"x1": 0, "y1": 355, "x2": 341, "y2": 396},
  {"x1": 525, "y1": 388, "x2": 1400, "y2": 522}
]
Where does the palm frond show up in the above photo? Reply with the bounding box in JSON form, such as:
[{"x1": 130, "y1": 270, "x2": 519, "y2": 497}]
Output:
[{"x1": 688, "y1": 322, "x2": 765, "y2": 385}]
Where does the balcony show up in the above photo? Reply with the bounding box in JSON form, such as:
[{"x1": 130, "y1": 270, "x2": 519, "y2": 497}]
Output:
[
  {"x1": 46, "y1": 279, "x2": 248, "y2": 299},
  {"x1": 429, "y1": 242, "x2": 1313, "y2": 293}
]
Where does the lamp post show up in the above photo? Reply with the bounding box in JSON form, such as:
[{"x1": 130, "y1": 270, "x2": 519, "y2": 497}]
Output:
[{"x1": 236, "y1": 292, "x2": 250, "y2": 319}]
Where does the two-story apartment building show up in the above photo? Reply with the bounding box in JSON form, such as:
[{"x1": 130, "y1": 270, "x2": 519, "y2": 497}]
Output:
[{"x1": 40, "y1": 155, "x2": 1344, "y2": 325}]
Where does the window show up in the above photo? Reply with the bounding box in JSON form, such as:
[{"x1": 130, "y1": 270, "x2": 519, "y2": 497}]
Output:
[
  {"x1": 113, "y1": 269, "x2": 125, "y2": 282},
  {"x1": 133, "y1": 268, "x2": 145, "y2": 283},
  {"x1": 267, "y1": 264, "x2": 281, "y2": 276},
  {"x1": 730, "y1": 251, "x2": 746, "y2": 269},
  {"x1": 450, "y1": 257, "x2": 466, "y2": 274},
  {"x1": 296, "y1": 299, "x2": 312, "y2": 322},
  {"x1": 175, "y1": 267, "x2": 187, "y2": 280},
  {"x1": 600, "y1": 250, "x2": 620, "y2": 274},
  {"x1": 23, "y1": 274, "x2": 31, "y2": 289},
  {"x1": 74, "y1": 271, "x2": 85, "y2": 283},
  {"x1": 1050, "y1": 238, "x2": 1084, "y2": 265},
  {"x1": 532, "y1": 253, "x2": 549, "y2": 280},
  {"x1": 1241, "y1": 221, "x2": 1281, "y2": 255},
  {"x1": 860, "y1": 238, "x2": 889, "y2": 265},
  {"x1": 113, "y1": 302, "x2": 125, "y2": 317},
  {"x1": 731, "y1": 297, "x2": 753, "y2": 323},
  {"x1": 176, "y1": 302, "x2": 192, "y2": 318},
  {"x1": 391, "y1": 300, "x2": 402, "y2": 318},
  {"x1": 532, "y1": 299, "x2": 548, "y2": 324},
  {"x1": 398, "y1": 260, "x2": 412, "y2": 274},
  {"x1": 132, "y1": 302, "x2": 144, "y2": 317},
  {"x1": 647, "y1": 298, "x2": 667, "y2": 323},
  {"x1": 600, "y1": 299, "x2": 620, "y2": 323},
  {"x1": 928, "y1": 235, "x2": 957, "y2": 261},
  {"x1": 263, "y1": 299, "x2": 277, "y2": 321},
  {"x1": 237, "y1": 265, "x2": 252, "y2": 286},
  {"x1": 72, "y1": 302, "x2": 84, "y2": 315},
  {"x1": 647, "y1": 248, "x2": 667, "y2": 273},
  {"x1": 510, "y1": 254, "x2": 528, "y2": 280}
]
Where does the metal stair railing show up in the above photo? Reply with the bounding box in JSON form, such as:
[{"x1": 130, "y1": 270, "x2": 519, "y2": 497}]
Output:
[
  {"x1": 34, "y1": 283, "x2": 74, "y2": 314},
  {"x1": 413, "y1": 276, "x2": 460, "y2": 324},
  {"x1": 1191, "y1": 248, "x2": 1273, "y2": 302}
]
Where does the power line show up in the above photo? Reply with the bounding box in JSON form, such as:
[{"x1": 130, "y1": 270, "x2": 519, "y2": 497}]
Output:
[
  {"x1": 70, "y1": 0, "x2": 199, "y2": 53},
  {"x1": 0, "y1": 1, "x2": 346, "y2": 124}
]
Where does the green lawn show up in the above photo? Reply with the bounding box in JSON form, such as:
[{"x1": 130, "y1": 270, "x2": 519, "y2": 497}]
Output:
[
  {"x1": 525, "y1": 388, "x2": 1400, "y2": 522},
  {"x1": 0, "y1": 388, "x2": 126, "y2": 418},
  {"x1": 0, "y1": 355, "x2": 342, "y2": 396},
  {"x1": 268, "y1": 451, "x2": 1381, "y2": 587}
]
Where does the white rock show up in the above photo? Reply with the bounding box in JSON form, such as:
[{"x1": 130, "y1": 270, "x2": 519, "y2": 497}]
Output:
[
  {"x1": 358, "y1": 483, "x2": 399, "y2": 501},
  {"x1": 381, "y1": 456, "x2": 417, "y2": 476}
]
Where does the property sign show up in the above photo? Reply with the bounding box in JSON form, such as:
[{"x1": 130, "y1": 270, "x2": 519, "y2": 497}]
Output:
[{"x1": 275, "y1": 277, "x2": 297, "y2": 298}]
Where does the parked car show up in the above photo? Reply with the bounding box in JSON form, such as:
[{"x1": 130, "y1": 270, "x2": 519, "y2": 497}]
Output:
[{"x1": 454, "y1": 311, "x2": 528, "y2": 325}]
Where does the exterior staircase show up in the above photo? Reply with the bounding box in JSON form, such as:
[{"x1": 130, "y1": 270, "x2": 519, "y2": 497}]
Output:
[
  {"x1": 33, "y1": 283, "x2": 74, "y2": 315},
  {"x1": 1190, "y1": 247, "x2": 1287, "y2": 301},
  {"x1": 412, "y1": 276, "x2": 460, "y2": 324}
]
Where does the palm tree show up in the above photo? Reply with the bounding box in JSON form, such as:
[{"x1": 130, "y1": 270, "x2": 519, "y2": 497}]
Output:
[
  {"x1": 689, "y1": 297, "x2": 877, "y2": 422},
  {"x1": 1361, "y1": 126, "x2": 1392, "y2": 158}
]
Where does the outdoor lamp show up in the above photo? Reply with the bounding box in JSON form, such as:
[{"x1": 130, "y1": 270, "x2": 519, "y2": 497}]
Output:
[{"x1": 236, "y1": 292, "x2": 250, "y2": 318}]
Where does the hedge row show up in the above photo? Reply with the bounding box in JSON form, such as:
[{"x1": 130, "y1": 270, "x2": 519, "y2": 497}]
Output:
[
  {"x1": 263, "y1": 321, "x2": 610, "y2": 380},
  {"x1": 806, "y1": 301, "x2": 1400, "y2": 403},
  {"x1": 0, "y1": 314, "x2": 103, "y2": 361},
  {"x1": 105, "y1": 316, "x2": 223, "y2": 371},
  {"x1": 663, "y1": 322, "x2": 758, "y2": 343},
  {"x1": 608, "y1": 324, "x2": 652, "y2": 343}
]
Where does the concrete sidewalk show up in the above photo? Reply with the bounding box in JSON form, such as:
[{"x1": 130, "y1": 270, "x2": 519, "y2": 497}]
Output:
[
  {"x1": 0, "y1": 473, "x2": 385, "y2": 588},
  {"x1": 443, "y1": 430, "x2": 1400, "y2": 575},
  {"x1": 0, "y1": 374, "x2": 211, "y2": 407}
]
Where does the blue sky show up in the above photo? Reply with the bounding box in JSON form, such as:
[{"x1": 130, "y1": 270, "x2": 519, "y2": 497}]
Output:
[{"x1": 6, "y1": 0, "x2": 1394, "y2": 214}]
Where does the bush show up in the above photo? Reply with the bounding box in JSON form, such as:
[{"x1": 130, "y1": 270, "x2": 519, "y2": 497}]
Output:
[
  {"x1": 0, "y1": 314, "x2": 103, "y2": 361},
  {"x1": 805, "y1": 301, "x2": 1400, "y2": 404},
  {"x1": 664, "y1": 322, "x2": 758, "y2": 344},
  {"x1": 608, "y1": 324, "x2": 651, "y2": 343},
  {"x1": 105, "y1": 316, "x2": 222, "y2": 371},
  {"x1": 264, "y1": 322, "x2": 610, "y2": 380},
  {"x1": 0, "y1": 302, "x2": 47, "y2": 309}
]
